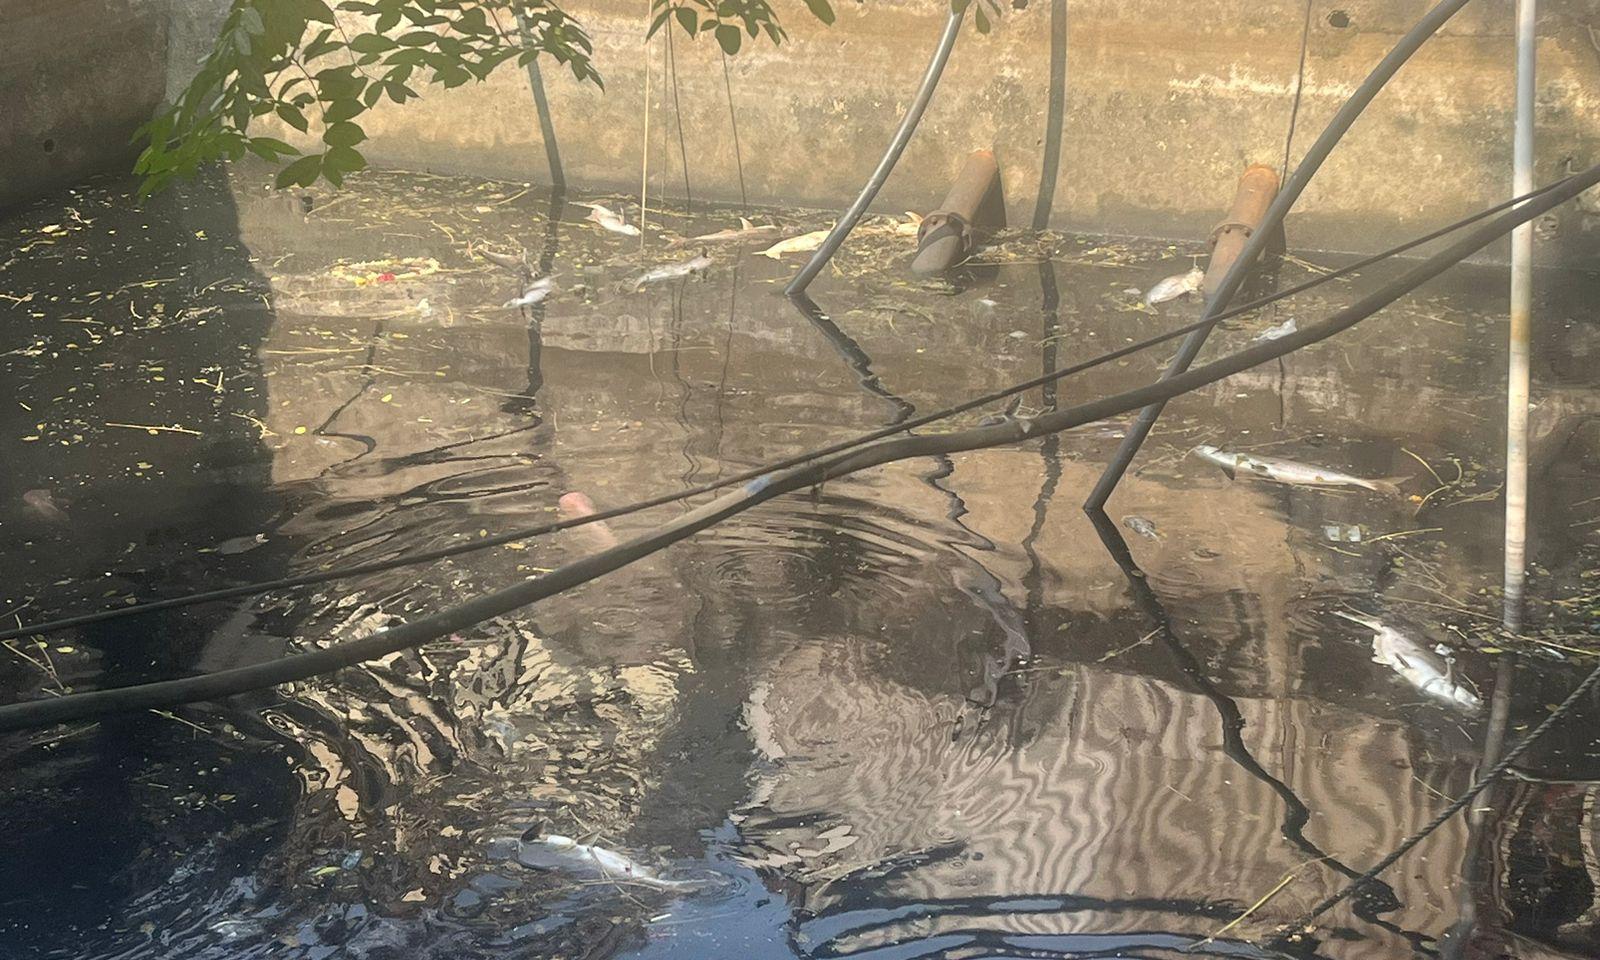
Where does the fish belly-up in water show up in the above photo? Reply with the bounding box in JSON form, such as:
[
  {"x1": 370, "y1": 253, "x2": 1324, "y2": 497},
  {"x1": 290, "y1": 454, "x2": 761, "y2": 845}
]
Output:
[
  {"x1": 1336, "y1": 612, "x2": 1482, "y2": 712},
  {"x1": 583, "y1": 204, "x2": 641, "y2": 237},
  {"x1": 1143, "y1": 267, "x2": 1204, "y2": 306},
  {"x1": 503, "y1": 277, "x2": 556, "y2": 308},
  {"x1": 516, "y1": 835, "x2": 699, "y2": 890},
  {"x1": 1191, "y1": 445, "x2": 1404, "y2": 496},
  {"x1": 756, "y1": 230, "x2": 830, "y2": 259}
]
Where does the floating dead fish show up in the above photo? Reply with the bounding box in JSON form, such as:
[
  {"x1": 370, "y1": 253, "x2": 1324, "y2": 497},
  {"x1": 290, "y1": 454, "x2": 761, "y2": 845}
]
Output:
[
  {"x1": 503, "y1": 276, "x2": 556, "y2": 308},
  {"x1": 558, "y1": 490, "x2": 618, "y2": 549},
  {"x1": 632, "y1": 252, "x2": 712, "y2": 290},
  {"x1": 977, "y1": 395, "x2": 1023, "y2": 427},
  {"x1": 1335, "y1": 611, "x2": 1482, "y2": 712},
  {"x1": 1122, "y1": 515, "x2": 1161, "y2": 541},
  {"x1": 1252, "y1": 317, "x2": 1298, "y2": 342},
  {"x1": 1143, "y1": 267, "x2": 1204, "y2": 306},
  {"x1": 516, "y1": 834, "x2": 698, "y2": 890},
  {"x1": 578, "y1": 203, "x2": 641, "y2": 237},
  {"x1": 21, "y1": 489, "x2": 66, "y2": 522},
  {"x1": 1192, "y1": 445, "x2": 1404, "y2": 495},
  {"x1": 476, "y1": 246, "x2": 530, "y2": 277},
  {"x1": 667, "y1": 217, "x2": 781, "y2": 249},
  {"x1": 756, "y1": 230, "x2": 831, "y2": 259}
]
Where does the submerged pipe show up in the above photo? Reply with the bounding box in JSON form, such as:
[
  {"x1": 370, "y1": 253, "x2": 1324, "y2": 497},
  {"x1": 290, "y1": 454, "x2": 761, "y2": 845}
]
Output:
[
  {"x1": 785, "y1": 6, "x2": 964, "y2": 295},
  {"x1": 912, "y1": 148, "x2": 1004, "y2": 275},
  {"x1": 1504, "y1": 0, "x2": 1537, "y2": 631},
  {"x1": 1202, "y1": 164, "x2": 1279, "y2": 298},
  {"x1": 1085, "y1": 0, "x2": 1477, "y2": 511}
]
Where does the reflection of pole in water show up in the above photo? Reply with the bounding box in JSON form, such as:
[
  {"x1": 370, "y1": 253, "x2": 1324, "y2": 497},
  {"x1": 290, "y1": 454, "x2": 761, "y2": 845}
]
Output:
[
  {"x1": 1503, "y1": 0, "x2": 1536, "y2": 632},
  {"x1": 1439, "y1": 657, "x2": 1515, "y2": 959}
]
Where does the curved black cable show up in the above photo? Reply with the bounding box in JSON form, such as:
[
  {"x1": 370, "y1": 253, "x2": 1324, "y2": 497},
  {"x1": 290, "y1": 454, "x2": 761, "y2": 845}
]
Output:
[
  {"x1": 2, "y1": 156, "x2": 1592, "y2": 731},
  {"x1": 0, "y1": 174, "x2": 1571, "y2": 647}
]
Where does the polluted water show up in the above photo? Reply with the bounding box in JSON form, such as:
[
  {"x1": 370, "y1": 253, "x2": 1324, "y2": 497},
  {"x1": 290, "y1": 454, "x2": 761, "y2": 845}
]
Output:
[{"x1": 3, "y1": 166, "x2": 1600, "y2": 960}]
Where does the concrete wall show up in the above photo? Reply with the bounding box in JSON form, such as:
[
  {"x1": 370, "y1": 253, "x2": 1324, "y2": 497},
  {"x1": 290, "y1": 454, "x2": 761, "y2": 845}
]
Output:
[
  {"x1": 0, "y1": 0, "x2": 170, "y2": 209},
  {"x1": 318, "y1": 0, "x2": 1600, "y2": 258},
  {"x1": 6, "y1": 1, "x2": 1600, "y2": 258}
]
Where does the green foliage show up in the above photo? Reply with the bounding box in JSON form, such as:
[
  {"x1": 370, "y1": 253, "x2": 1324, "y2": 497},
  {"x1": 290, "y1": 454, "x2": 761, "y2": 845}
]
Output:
[{"x1": 135, "y1": 0, "x2": 1005, "y2": 196}]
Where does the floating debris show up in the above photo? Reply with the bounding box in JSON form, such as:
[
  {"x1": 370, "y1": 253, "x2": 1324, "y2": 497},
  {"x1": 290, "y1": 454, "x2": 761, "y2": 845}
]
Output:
[
  {"x1": 1252, "y1": 317, "x2": 1298, "y2": 342},
  {"x1": 1123, "y1": 515, "x2": 1161, "y2": 541},
  {"x1": 1334, "y1": 611, "x2": 1482, "y2": 712},
  {"x1": 1143, "y1": 266, "x2": 1204, "y2": 306},
  {"x1": 21, "y1": 489, "x2": 67, "y2": 522},
  {"x1": 1192, "y1": 445, "x2": 1404, "y2": 495},
  {"x1": 1322, "y1": 523, "x2": 1362, "y2": 543}
]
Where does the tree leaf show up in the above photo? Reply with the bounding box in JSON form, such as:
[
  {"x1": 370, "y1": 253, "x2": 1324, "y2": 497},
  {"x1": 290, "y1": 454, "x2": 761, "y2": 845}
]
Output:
[
  {"x1": 276, "y1": 103, "x2": 310, "y2": 132},
  {"x1": 275, "y1": 153, "x2": 322, "y2": 188},
  {"x1": 715, "y1": 23, "x2": 740, "y2": 54},
  {"x1": 674, "y1": 7, "x2": 697, "y2": 34},
  {"x1": 349, "y1": 33, "x2": 396, "y2": 53},
  {"x1": 322, "y1": 121, "x2": 366, "y2": 147},
  {"x1": 803, "y1": 0, "x2": 835, "y2": 26}
]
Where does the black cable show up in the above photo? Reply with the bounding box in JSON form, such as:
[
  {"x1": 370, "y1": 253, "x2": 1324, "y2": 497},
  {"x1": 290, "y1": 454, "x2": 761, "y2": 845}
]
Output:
[
  {"x1": 1274, "y1": 656, "x2": 1600, "y2": 942},
  {"x1": 3, "y1": 157, "x2": 1592, "y2": 731},
  {"x1": 0, "y1": 173, "x2": 1576, "y2": 645}
]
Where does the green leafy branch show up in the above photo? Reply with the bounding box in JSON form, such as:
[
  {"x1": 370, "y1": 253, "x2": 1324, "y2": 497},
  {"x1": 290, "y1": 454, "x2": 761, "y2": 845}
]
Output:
[{"x1": 135, "y1": 0, "x2": 1005, "y2": 196}]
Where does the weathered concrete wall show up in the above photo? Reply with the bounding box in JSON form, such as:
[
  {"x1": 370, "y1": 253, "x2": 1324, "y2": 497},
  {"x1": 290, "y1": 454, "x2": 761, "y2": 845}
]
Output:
[
  {"x1": 309, "y1": 0, "x2": 1600, "y2": 258},
  {"x1": 6, "y1": 1, "x2": 1600, "y2": 258},
  {"x1": 0, "y1": 0, "x2": 170, "y2": 209}
]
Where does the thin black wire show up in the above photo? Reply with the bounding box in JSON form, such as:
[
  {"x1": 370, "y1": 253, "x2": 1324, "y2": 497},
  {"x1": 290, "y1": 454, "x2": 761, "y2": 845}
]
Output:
[
  {"x1": 1280, "y1": 0, "x2": 1316, "y2": 183},
  {"x1": 665, "y1": 20, "x2": 693, "y2": 212},
  {"x1": 1275, "y1": 656, "x2": 1600, "y2": 940},
  {"x1": 0, "y1": 174, "x2": 1576, "y2": 645},
  {"x1": 718, "y1": 46, "x2": 748, "y2": 207}
]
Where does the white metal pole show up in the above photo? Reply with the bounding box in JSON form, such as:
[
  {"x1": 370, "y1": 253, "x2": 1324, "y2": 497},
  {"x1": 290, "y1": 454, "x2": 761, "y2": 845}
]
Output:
[{"x1": 1504, "y1": 0, "x2": 1536, "y2": 631}]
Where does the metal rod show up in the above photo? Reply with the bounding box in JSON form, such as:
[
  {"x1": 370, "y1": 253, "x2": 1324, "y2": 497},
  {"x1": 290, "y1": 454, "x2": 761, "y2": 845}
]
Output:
[
  {"x1": 1084, "y1": 0, "x2": 1476, "y2": 511},
  {"x1": 1505, "y1": 0, "x2": 1536, "y2": 632},
  {"x1": 785, "y1": 6, "x2": 964, "y2": 295}
]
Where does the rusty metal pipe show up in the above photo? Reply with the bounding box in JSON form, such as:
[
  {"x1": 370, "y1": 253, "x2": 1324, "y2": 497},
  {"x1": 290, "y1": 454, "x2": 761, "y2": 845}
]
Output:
[
  {"x1": 1202, "y1": 164, "x2": 1279, "y2": 297},
  {"x1": 912, "y1": 149, "x2": 1004, "y2": 275}
]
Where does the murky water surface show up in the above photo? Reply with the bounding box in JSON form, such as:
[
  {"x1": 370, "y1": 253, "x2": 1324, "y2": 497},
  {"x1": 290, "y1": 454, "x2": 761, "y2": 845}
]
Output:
[{"x1": 2, "y1": 169, "x2": 1599, "y2": 960}]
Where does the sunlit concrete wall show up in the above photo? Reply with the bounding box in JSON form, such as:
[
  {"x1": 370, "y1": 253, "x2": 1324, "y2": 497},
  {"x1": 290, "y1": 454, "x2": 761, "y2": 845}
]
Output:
[
  {"x1": 9, "y1": 1, "x2": 1600, "y2": 258},
  {"x1": 306, "y1": 0, "x2": 1600, "y2": 260}
]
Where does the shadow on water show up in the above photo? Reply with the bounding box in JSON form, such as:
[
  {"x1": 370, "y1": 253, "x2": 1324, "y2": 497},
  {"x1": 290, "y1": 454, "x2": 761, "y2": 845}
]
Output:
[{"x1": 2, "y1": 164, "x2": 1600, "y2": 960}]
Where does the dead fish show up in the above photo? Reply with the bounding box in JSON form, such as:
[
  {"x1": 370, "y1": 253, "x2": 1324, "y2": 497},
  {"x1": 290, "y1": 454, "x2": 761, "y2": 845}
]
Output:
[
  {"x1": 667, "y1": 217, "x2": 781, "y2": 249},
  {"x1": 633, "y1": 252, "x2": 712, "y2": 290},
  {"x1": 977, "y1": 395, "x2": 1023, "y2": 427},
  {"x1": 1335, "y1": 611, "x2": 1482, "y2": 712},
  {"x1": 756, "y1": 229, "x2": 831, "y2": 259},
  {"x1": 476, "y1": 246, "x2": 530, "y2": 277},
  {"x1": 578, "y1": 203, "x2": 641, "y2": 237},
  {"x1": 516, "y1": 833, "x2": 698, "y2": 890},
  {"x1": 1122, "y1": 515, "x2": 1161, "y2": 540},
  {"x1": 503, "y1": 276, "x2": 556, "y2": 308},
  {"x1": 22, "y1": 489, "x2": 66, "y2": 522},
  {"x1": 558, "y1": 490, "x2": 618, "y2": 549},
  {"x1": 1252, "y1": 317, "x2": 1298, "y2": 342},
  {"x1": 1192, "y1": 445, "x2": 1404, "y2": 495},
  {"x1": 1143, "y1": 267, "x2": 1204, "y2": 306}
]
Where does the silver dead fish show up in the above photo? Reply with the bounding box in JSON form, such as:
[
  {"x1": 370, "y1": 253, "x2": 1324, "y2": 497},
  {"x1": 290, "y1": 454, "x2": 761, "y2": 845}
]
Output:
[
  {"x1": 1192, "y1": 445, "x2": 1404, "y2": 495},
  {"x1": 1335, "y1": 611, "x2": 1482, "y2": 712},
  {"x1": 578, "y1": 203, "x2": 642, "y2": 237},
  {"x1": 667, "y1": 217, "x2": 782, "y2": 250},
  {"x1": 476, "y1": 246, "x2": 530, "y2": 277},
  {"x1": 756, "y1": 229, "x2": 830, "y2": 259},
  {"x1": 632, "y1": 252, "x2": 712, "y2": 290},
  {"x1": 1252, "y1": 317, "x2": 1298, "y2": 342},
  {"x1": 1122, "y1": 515, "x2": 1161, "y2": 541},
  {"x1": 517, "y1": 834, "x2": 698, "y2": 890},
  {"x1": 1143, "y1": 266, "x2": 1204, "y2": 306},
  {"x1": 503, "y1": 276, "x2": 556, "y2": 308}
]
